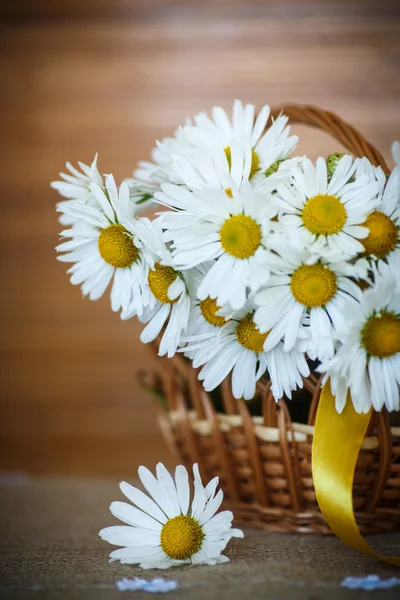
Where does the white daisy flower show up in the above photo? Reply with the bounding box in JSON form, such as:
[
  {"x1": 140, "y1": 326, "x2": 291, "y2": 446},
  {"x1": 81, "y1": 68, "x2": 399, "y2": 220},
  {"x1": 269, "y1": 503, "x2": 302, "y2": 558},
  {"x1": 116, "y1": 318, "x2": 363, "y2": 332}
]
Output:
[
  {"x1": 137, "y1": 267, "x2": 191, "y2": 358},
  {"x1": 168, "y1": 144, "x2": 241, "y2": 194},
  {"x1": 99, "y1": 462, "x2": 243, "y2": 569},
  {"x1": 131, "y1": 143, "x2": 238, "y2": 211},
  {"x1": 178, "y1": 264, "x2": 232, "y2": 362},
  {"x1": 51, "y1": 154, "x2": 103, "y2": 202},
  {"x1": 190, "y1": 298, "x2": 310, "y2": 401},
  {"x1": 182, "y1": 100, "x2": 298, "y2": 185},
  {"x1": 254, "y1": 241, "x2": 366, "y2": 361},
  {"x1": 275, "y1": 155, "x2": 379, "y2": 260},
  {"x1": 168, "y1": 145, "x2": 301, "y2": 198},
  {"x1": 124, "y1": 126, "x2": 202, "y2": 212},
  {"x1": 318, "y1": 268, "x2": 400, "y2": 413},
  {"x1": 133, "y1": 128, "x2": 193, "y2": 188},
  {"x1": 124, "y1": 134, "x2": 192, "y2": 215},
  {"x1": 56, "y1": 174, "x2": 158, "y2": 316},
  {"x1": 121, "y1": 240, "x2": 192, "y2": 357},
  {"x1": 51, "y1": 155, "x2": 104, "y2": 226},
  {"x1": 356, "y1": 148, "x2": 400, "y2": 271},
  {"x1": 156, "y1": 182, "x2": 277, "y2": 310},
  {"x1": 132, "y1": 102, "x2": 297, "y2": 194},
  {"x1": 182, "y1": 296, "x2": 229, "y2": 363}
]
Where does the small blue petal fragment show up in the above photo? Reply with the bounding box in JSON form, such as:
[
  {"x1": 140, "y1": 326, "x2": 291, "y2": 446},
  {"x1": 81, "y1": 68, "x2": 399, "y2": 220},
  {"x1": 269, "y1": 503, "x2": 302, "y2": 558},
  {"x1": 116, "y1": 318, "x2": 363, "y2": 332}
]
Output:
[
  {"x1": 341, "y1": 575, "x2": 400, "y2": 591},
  {"x1": 116, "y1": 577, "x2": 178, "y2": 593}
]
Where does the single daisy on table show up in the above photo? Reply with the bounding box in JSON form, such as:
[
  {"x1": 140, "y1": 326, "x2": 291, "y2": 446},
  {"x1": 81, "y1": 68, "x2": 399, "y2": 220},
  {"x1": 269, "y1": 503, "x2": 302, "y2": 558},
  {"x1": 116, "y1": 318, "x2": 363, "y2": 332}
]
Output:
[
  {"x1": 99, "y1": 462, "x2": 243, "y2": 569},
  {"x1": 51, "y1": 154, "x2": 104, "y2": 226},
  {"x1": 182, "y1": 99, "x2": 298, "y2": 185},
  {"x1": 254, "y1": 241, "x2": 366, "y2": 361},
  {"x1": 356, "y1": 145, "x2": 400, "y2": 271},
  {"x1": 318, "y1": 267, "x2": 400, "y2": 413},
  {"x1": 156, "y1": 182, "x2": 277, "y2": 311},
  {"x1": 274, "y1": 155, "x2": 380, "y2": 260},
  {"x1": 190, "y1": 297, "x2": 310, "y2": 401},
  {"x1": 56, "y1": 174, "x2": 158, "y2": 316}
]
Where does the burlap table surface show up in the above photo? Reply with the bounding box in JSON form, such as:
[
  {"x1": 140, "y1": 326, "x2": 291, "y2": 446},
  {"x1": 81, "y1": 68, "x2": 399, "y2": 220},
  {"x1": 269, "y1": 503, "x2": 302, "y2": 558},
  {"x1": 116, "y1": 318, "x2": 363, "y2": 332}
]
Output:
[{"x1": 1, "y1": 478, "x2": 400, "y2": 600}]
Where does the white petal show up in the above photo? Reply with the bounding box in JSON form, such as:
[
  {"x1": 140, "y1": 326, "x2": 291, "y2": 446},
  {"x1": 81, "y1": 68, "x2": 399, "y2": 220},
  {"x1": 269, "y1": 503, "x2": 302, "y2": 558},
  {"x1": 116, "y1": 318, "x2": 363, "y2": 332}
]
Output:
[
  {"x1": 199, "y1": 489, "x2": 224, "y2": 526},
  {"x1": 110, "y1": 501, "x2": 162, "y2": 532},
  {"x1": 202, "y1": 511, "x2": 234, "y2": 534},
  {"x1": 251, "y1": 104, "x2": 270, "y2": 146},
  {"x1": 109, "y1": 546, "x2": 163, "y2": 564},
  {"x1": 140, "y1": 304, "x2": 170, "y2": 344},
  {"x1": 155, "y1": 463, "x2": 181, "y2": 518},
  {"x1": 90, "y1": 182, "x2": 115, "y2": 221},
  {"x1": 191, "y1": 464, "x2": 207, "y2": 521},
  {"x1": 119, "y1": 482, "x2": 168, "y2": 523},
  {"x1": 204, "y1": 477, "x2": 219, "y2": 501},
  {"x1": 138, "y1": 466, "x2": 174, "y2": 517},
  {"x1": 99, "y1": 525, "x2": 160, "y2": 547},
  {"x1": 174, "y1": 465, "x2": 190, "y2": 516},
  {"x1": 190, "y1": 549, "x2": 217, "y2": 566}
]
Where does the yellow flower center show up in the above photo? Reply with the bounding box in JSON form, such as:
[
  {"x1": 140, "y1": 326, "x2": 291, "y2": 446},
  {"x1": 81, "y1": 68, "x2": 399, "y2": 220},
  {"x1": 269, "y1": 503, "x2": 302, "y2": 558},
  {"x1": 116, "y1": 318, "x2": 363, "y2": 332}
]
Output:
[
  {"x1": 98, "y1": 224, "x2": 138, "y2": 268},
  {"x1": 362, "y1": 211, "x2": 398, "y2": 258},
  {"x1": 148, "y1": 263, "x2": 179, "y2": 304},
  {"x1": 224, "y1": 146, "x2": 260, "y2": 179},
  {"x1": 301, "y1": 194, "x2": 347, "y2": 236},
  {"x1": 236, "y1": 313, "x2": 269, "y2": 353},
  {"x1": 199, "y1": 297, "x2": 226, "y2": 327},
  {"x1": 361, "y1": 312, "x2": 400, "y2": 358},
  {"x1": 225, "y1": 187, "x2": 233, "y2": 198},
  {"x1": 160, "y1": 515, "x2": 204, "y2": 560},
  {"x1": 220, "y1": 215, "x2": 261, "y2": 259},
  {"x1": 290, "y1": 264, "x2": 337, "y2": 308}
]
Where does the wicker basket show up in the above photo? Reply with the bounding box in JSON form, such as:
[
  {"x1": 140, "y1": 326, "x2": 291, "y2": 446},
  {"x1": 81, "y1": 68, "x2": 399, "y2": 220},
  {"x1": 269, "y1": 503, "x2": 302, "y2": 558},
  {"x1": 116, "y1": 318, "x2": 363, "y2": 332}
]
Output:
[{"x1": 142, "y1": 105, "x2": 400, "y2": 534}]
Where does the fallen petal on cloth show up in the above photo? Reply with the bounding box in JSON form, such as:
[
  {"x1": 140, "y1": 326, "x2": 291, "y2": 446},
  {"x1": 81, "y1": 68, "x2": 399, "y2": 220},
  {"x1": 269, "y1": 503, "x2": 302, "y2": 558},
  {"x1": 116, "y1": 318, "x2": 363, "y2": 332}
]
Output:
[
  {"x1": 116, "y1": 577, "x2": 178, "y2": 593},
  {"x1": 341, "y1": 575, "x2": 400, "y2": 590}
]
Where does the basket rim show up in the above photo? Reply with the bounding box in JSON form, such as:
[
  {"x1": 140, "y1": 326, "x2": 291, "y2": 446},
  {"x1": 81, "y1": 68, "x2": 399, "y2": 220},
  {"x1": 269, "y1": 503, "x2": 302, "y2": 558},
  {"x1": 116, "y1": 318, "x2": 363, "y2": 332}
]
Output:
[{"x1": 167, "y1": 408, "x2": 400, "y2": 448}]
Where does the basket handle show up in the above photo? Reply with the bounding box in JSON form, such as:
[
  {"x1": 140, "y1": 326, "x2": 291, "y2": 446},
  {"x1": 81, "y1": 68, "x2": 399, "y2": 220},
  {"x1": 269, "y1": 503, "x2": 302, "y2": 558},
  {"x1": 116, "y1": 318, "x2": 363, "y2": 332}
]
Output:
[{"x1": 270, "y1": 104, "x2": 389, "y2": 173}]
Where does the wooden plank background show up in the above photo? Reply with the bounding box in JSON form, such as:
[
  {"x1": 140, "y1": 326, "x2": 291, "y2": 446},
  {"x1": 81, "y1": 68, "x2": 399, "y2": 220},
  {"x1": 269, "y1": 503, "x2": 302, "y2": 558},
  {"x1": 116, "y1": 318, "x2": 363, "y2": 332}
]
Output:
[{"x1": 1, "y1": 1, "x2": 399, "y2": 477}]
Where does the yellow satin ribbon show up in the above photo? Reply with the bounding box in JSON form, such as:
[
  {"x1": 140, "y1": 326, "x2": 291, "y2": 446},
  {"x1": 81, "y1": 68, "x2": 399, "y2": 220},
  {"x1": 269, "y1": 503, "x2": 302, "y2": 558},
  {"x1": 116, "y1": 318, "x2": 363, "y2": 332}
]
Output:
[{"x1": 312, "y1": 381, "x2": 400, "y2": 567}]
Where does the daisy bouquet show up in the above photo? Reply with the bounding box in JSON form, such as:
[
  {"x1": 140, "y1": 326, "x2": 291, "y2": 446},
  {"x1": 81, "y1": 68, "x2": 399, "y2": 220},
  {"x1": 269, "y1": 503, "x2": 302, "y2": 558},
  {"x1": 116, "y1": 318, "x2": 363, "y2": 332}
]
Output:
[
  {"x1": 52, "y1": 100, "x2": 400, "y2": 416},
  {"x1": 52, "y1": 101, "x2": 400, "y2": 565}
]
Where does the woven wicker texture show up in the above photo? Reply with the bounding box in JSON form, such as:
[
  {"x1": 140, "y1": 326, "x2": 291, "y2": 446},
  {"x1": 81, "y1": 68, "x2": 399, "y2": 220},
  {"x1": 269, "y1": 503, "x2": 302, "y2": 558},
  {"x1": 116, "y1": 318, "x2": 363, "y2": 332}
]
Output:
[{"x1": 146, "y1": 105, "x2": 400, "y2": 534}]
